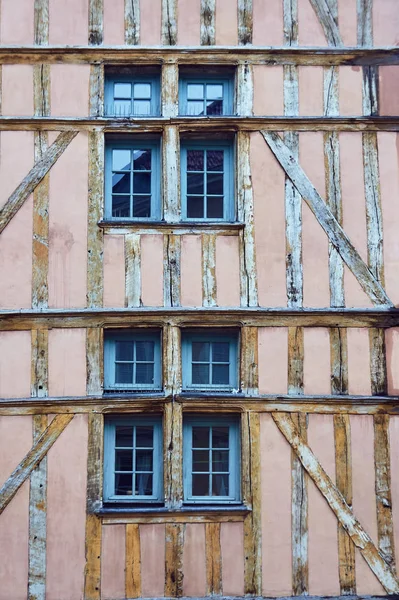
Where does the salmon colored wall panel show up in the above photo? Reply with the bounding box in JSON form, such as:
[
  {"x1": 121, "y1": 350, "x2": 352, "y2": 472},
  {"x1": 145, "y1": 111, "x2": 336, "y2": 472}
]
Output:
[
  {"x1": 141, "y1": 234, "x2": 164, "y2": 307},
  {"x1": 48, "y1": 132, "x2": 88, "y2": 308},
  {"x1": 351, "y1": 415, "x2": 385, "y2": 595},
  {"x1": 0, "y1": 332, "x2": 31, "y2": 398},
  {"x1": 103, "y1": 0, "x2": 125, "y2": 45},
  {"x1": 253, "y1": 0, "x2": 283, "y2": 46},
  {"x1": 379, "y1": 67, "x2": 399, "y2": 116},
  {"x1": 298, "y1": 0, "x2": 326, "y2": 46},
  {"x1": 299, "y1": 67, "x2": 323, "y2": 116},
  {"x1": 304, "y1": 328, "x2": 330, "y2": 395},
  {"x1": 389, "y1": 416, "x2": 399, "y2": 571},
  {"x1": 258, "y1": 327, "x2": 288, "y2": 394},
  {"x1": 140, "y1": 524, "x2": 165, "y2": 597},
  {"x1": 101, "y1": 525, "x2": 126, "y2": 600},
  {"x1": 221, "y1": 522, "x2": 244, "y2": 596},
  {"x1": 251, "y1": 132, "x2": 286, "y2": 307},
  {"x1": 2, "y1": 65, "x2": 34, "y2": 116},
  {"x1": 0, "y1": 132, "x2": 34, "y2": 207},
  {"x1": 178, "y1": 0, "x2": 200, "y2": 45},
  {"x1": 47, "y1": 414, "x2": 88, "y2": 600},
  {"x1": 253, "y1": 66, "x2": 284, "y2": 116},
  {"x1": 373, "y1": 0, "x2": 399, "y2": 46},
  {"x1": 260, "y1": 413, "x2": 292, "y2": 596},
  {"x1": 339, "y1": 66, "x2": 363, "y2": 116},
  {"x1": 300, "y1": 133, "x2": 330, "y2": 308},
  {"x1": 104, "y1": 235, "x2": 125, "y2": 308},
  {"x1": 182, "y1": 523, "x2": 206, "y2": 597},
  {"x1": 347, "y1": 328, "x2": 371, "y2": 396},
  {"x1": 49, "y1": 0, "x2": 88, "y2": 44},
  {"x1": 51, "y1": 65, "x2": 90, "y2": 117},
  {"x1": 215, "y1": 0, "x2": 238, "y2": 46},
  {"x1": 338, "y1": 0, "x2": 357, "y2": 47},
  {"x1": 0, "y1": 416, "x2": 32, "y2": 600},
  {"x1": 181, "y1": 235, "x2": 202, "y2": 307},
  {"x1": 0, "y1": 0, "x2": 34, "y2": 44},
  {"x1": 386, "y1": 328, "x2": 399, "y2": 395},
  {"x1": 379, "y1": 133, "x2": 399, "y2": 306},
  {"x1": 308, "y1": 414, "x2": 339, "y2": 595},
  {"x1": 48, "y1": 328, "x2": 87, "y2": 397},
  {"x1": 216, "y1": 236, "x2": 240, "y2": 307},
  {"x1": 140, "y1": 0, "x2": 161, "y2": 45}
]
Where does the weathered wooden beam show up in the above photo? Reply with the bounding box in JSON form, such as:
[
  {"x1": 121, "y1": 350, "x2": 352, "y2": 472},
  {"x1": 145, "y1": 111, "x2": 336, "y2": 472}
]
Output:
[
  {"x1": 201, "y1": 233, "x2": 217, "y2": 307},
  {"x1": 272, "y1": 412, "x2": 399, "y2": 594},
  {"x1": 161, "y1": 0, "x2": 177, "y2": 46},
  {"x1": 164, "y1": 234, "x2": 181, "y2": 307},
  {"x1": 34, "y1": 0, "x2": 49, "y2": 46},
  {"x1": 125, "y1": 0, "x2": 140, "y2": 45},
  {"x1": 238, "y1": 0, "x2": 253, "y2": 46},
  {"x1": 205, "y1": 522, "x2": 222, "y2": 595},
  {"x1": 103, "y1": 511, "x2": 247, "y2": 524},
  {"x1": 162, "y1": 125, "x2": 180, "y2": 222},
  {"x1": 87, "y1": 129, "x2": 104, "y2": 309},
  {"x1": 200, "y1": 0, "x2": 215, "y2": 46},
  {"x1": 125, "y1": 233, "x2": 141, "y2": 308},
  {"x1": 126, "y1": 523, "x2": 141, "y2": 598},
  {"x1": 86, "y1": 328, "x2": 103, "y2": 396},
  {"x1": 330, "y1": 328, "x2": 348, "y2": 395},
  {"x1": 0, "y1": 414, "x2": 74, "y2": 515},
  {"x1": 165, "y1": 523, "x2": 184, "y2": 596},
  {"x1": 164, "y1": 400, "x2": 183, "y2": 508},
  {"x1": 89, "y1": 0, "x2": 103, "y2": 45},
  {"x1": 291, "y1": 413, "x2": 308, "y2": 595},
  {"x1": 31, "y1": 329, "x2": 48, "y2": 399},
  {"x1": 32, "y1": 128, "x2": 49, "y2": 309},
  {"x1": 357, "y1": 0, "x2": 373, "y2": 47},
  {"x1": 240, "y1": 326, "x2": 259, "y2": 396},
  {"x1": 236, "y1": 62, "x2": 254, "y2": 117},
  {"x1": 309, "y1": 0, "x2": 343, "y2": 46}
]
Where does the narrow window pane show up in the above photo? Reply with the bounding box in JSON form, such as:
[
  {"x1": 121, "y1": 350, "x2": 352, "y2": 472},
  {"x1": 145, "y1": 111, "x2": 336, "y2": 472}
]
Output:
[
  {"x1": 134, "y1": 172, "x2": 151, "y2": 194},
  {"x1": 207, "y1": 196, "x2": 224, "y2": 219},
  {"x1": 207, "y1": 173, "x2": 223, "y2": 195},
  {"x1": 114, "y1": 83, "x2": 132, "y2": 98},
  {"x1": 187, "y1": 150, "x2": 204, "y2": 171},
  {"x1": 187, "y1": 173, "x2": 204, "y2": 195},
  {"x1": 212, "y1": 426, "x2": 229, "y2": 448},
  {"x1": 187, "y1": 84, "x2": 204, "y2": 99},
  {"x1": 212, "y1": 474, "x2": 229, "y2": 496},
  {"x1": 115, "y1": 362, "x2": 133, "y2": 384},
  {"x1": 133, "y1": 149, "x2": 151, "y2": 171},
  {"x1": 212, "y1": 364, "x2": 229, "y2": 385},
  {"x1": 207, "y1": 150, "x2": 223, "y2": 172},
  {"x1": 192, "y1": 363, "x2": 210, "y2": 384},
  {"x1": 193, "y1": 426, "x2": 210, "y2": 449},
  {"x1": 187, "y1": 196, "x2": 204, "y2": 219},
  {"x1": 206, "y1": 100, "x2": 223, "y2": 115},
  {"x1": 115, "y1": 450, "x2": 133, "y2": 471},
  {"x1": 135, "y1": 363, "x2": 154, "y2": 385},
  {"x1": 133, "y1": 196, "x2": 151, "y2": 218},
  {"x1": 136, "y1": 473, "x2": 153, "y2": 495},
  {"x1": 192, "y1": 341, "x2": 210, "y2": 362},
  {"x1": 212, "y1": 450, "x2": 229, "y2": 472},
  {"x1": 115, "y1": 340, "x2": 134, "y2": 361},
  {"x1": 192, "y1": 474, "x2": 209, "y2": 496},
  {"x1": 212, "y1": 342, "x2": 230, "y2": 362},
  {"x1": 113, "y1": 100, "x2": 132, "y2": 116},
  {"x1": 113, "y1": 149, "x2": 131, "y2": 171},
  {"x1": 112, "y1": 195, "x2": 130, "y2": 218},
  {"x1": 133, "y1": 100, "x2": 151, "y2": 115},
  {"x1": 134, "y1": 83, "x2": 151, "y2": 99},
  {"x1": 112, "y1": 172, "x2": 131, "y2": 194},
  {"x1": 136, "y1": 341, "x2": 155, "y2": 361},
  {"x1": 116, "y1": 426, "x2": 133, "y2": 447},
  {"x1": 136, "y1": 426, "x2": 153, "y2": 448},
  {"x1": 206, "y1": 84, "x2": 223, "y2": 100},
  {"x1": 193, "y1": 450, "x2": 209, "y2": 472},
  {"x1": 187, "y1": 100, "x2": 205, "y2": 116},
  {"x1": 115, "y1": 473, "x2": 133, "y2": 495},
  {"x1": 136, "y1": 450, "x2": 153, "y2": 471}
]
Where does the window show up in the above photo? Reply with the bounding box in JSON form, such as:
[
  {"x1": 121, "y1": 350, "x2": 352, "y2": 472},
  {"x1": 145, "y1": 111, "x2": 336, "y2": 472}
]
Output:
[
  {"x1": 182, "y1": 330, "x2": 238, "y2": 391},
  {"x1": 183, "y1": 416, "x2": 240, "y2": 504},
  {"x1": 105, "y1": 75, "x2": 160, "y2": 117},
  {"x1": 179, "y1": 77, "x2": 233, "y2": 116},
  {"x1": 180, "y1": 141, "x2": 234, "y2": 221},
  {"x1": 104, "y1": 331, "x2": 162, "y2": 392},
  {"x1": 105, "y1": 140, "x2": 161, "y2": 220},
  {"x1": 104, "y1": 416, "x2": 163, "y2": 503}
]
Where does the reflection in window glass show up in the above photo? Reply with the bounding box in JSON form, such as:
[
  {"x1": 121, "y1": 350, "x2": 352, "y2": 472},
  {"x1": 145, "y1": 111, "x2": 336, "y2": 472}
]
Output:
[
  {"x1": 113, "y1": 424, "x2": 155, "y2": 497},
  {"x1": 111, "y1": 149, "x2": 152, "y2": 218},
  {"x1": 185, "y1": 81, "x2": 225, "y2": 116},
  {"x1": 186, "y1": 149, "x2": 224, "y2": 220}
]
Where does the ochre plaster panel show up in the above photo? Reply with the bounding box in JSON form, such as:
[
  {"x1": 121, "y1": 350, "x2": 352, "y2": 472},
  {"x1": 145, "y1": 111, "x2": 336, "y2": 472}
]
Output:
[
  {"x1": 339, "y1": 66, "x2": 363, "y2": 117},
  {"x1": 140, "y1": 0, "x2": 162, "y2": 45},
  {"x1": 101, "y1": 525, "x2": 126, "y2": 600},
  {"x1": 215, "y1": 0, "x2": 238, "y2": 46},
  {"x1": 299, "y1": 66, "x2": 323, "y2": 116},
  {"x1": 389, "y1": 416, "x2": 399, "y2": 572},
  {"x1": 141, "y1": 234, "x2": 164, "y2": 307},
  {"x1": 347, "y1": 328, "x2": 371, "y2": 396},
  {"x1": 0, "y1": 331, "x2": 31, "y2": 398},
  {"x1": 140, "y1": 524, "x2": 165, "y2": 597},
  {"x1": 253, "y1": 66, "x2": 284, "y2": 116},
  {"x1": 103, "y1": 0, "x2": 125, "y2": 45},
  {"x1": 178, "y1": 0, "x2": 200, "y2": 45},
  {"x1": 384, "y1": 328, "x2": 399, "y2": 395},
  {"x1": 181, "y1": 235, "x2": 202, "y2": 307},
  {"x1": 48, "y1": 328, "x2": 87, "y2": 397},
  {"x1": 258, "y1": 327, "x2": 288, "y2": 394},
  {"x1": 182, "y1": 523, "x2": 206, "y2": 597},
  {"x1": 2, "y1": 65, "x2": 34, "y2": 117},
  {"x1": 216, "y1": 235, "x2": 240, "y2": 307},
  {"x1": 0, "y1": 0, "x2": 34, "y2": 44},
  {"x1": 253, "y1": 0, "x2": 284, "y2": 46},
  {"x1": 51, "y1": 65, "x2": 90, "y2": 117},
  {"x1": 298, "y1": 0, "x2": 326, "y2": 47},
  {"x1": 221, "y1": 522, "x2": 244, "y2": 595},
  {"x1": 304, "y1": 328, "x2": 330, "y2": 394},
  {"x1": 104, "y1": 235, "x2": 125, "y2": 308},
  {"x1": 373, "y1": 0, "x2": 399, "y2": 47},
  {"x1": 49, "y1": 0, "x2": 88, "y2": 45}
]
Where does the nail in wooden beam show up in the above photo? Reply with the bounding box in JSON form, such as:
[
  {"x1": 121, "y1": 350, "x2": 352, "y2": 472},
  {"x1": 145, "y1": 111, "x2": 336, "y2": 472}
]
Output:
[
  {"x1": 0, "y1": 414, "x2": 74, "y2": 515},
  {"x1": 205, "y1": 522, "x2": 222, "y2": 594},
  {"x1": 125, "y1": 0, "x2": 140, "y2": 45},
  {"x1": 164, "y1": 400, "x2": 183, "y2": 508},
  {"x1": 34, "y1": 0, "x2": 49, "y2": 46},
  {"x1": 202, "y1": 233, "x2": 217, "y2": 307},
  {"x1": 309, "y1": 0, "x2": 343, "y2": 46},
  {"x1": 200, "y1": 0, "x2": 215, "y2": 45},
  {"x1": 86, "y1": 328, "x2": 103, "y2": 396},
  {"x1": 31, "y1": 329, "x2": 48, "y2": 399},
  {"x1": 161, "y1": 0, "x2": 177, "y2": 46},
  {"x1": 84, "y1": 514, "x2": 102, "y2": 600},
  {"x1": 272, "y1": 412, "x2": 399, "y2": 594},
  {"x1": 125, "y1": 233, "x2": 141, "y2": 308},
  {"x1": 165, "y1": 523, "x2": 184, "y2": 596},
  {"x1": 240, "y1": 326, "x2": 259, "y2": 396},
  {"x1": 238, "y1": 0, "x2": 253, "y2": 45},
  {"x1": 126, "y1": 523, "x2": 141, "y2": 598},
  {"x1": 89, "y1": 0, "x2": 104, "y2": 45},
  {"x1": 164, "y1": 234, "x2": 181, "y2": 307}
]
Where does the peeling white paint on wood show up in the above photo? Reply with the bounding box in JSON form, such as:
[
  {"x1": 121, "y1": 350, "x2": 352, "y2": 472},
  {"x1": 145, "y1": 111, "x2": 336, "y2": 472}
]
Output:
[{"x1": 125, "y1": 233, "x2": 141, "y2": 308}]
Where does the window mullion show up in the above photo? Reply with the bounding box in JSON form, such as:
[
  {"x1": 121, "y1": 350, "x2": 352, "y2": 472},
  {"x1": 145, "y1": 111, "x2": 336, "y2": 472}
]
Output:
[{"x1": 130, "y1": 150, "x2": 134, "y2": 218}]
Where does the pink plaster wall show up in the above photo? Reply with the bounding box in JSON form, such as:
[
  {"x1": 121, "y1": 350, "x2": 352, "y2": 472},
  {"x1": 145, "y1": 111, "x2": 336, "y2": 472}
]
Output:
[
  {"x1": 307, "y1": 414, "x2": 339, "y2": 595},
  {"x1": 339, "y1": 66, "x2": 363, "y2": 116},
  {"x1": 373, "y1": 0, "x2": 399, "y2": 46},
  {"x1": 47, "y1": 414, "x2": 88, "y2": 600},
  {"x1": 182, "y1": 523, "x2": 206, "y2": 596},
  {"x1": 180, "y1": 235, "x2": 202, "y2": 307},
  {"x1": 216, "y1": 236, "x2": 240, "y2": 307},
  {"x1": 178, "y1": 0, "x2": 200, "y2": 45},
  {"x1": 140, "y1": 0, "x2": 161, "y2": 45},
  {"x1": 351, "y1": 415, "x2": 385, "y2": 595},
  {"x1": 101, "y1": 525, "x2": 126, "y2": 600},
  {"x1": 386, "y1": 328, "x2": 399, "y2": 395},
  {"x1": 141, "y1": 234, "x2": 164, "y2": 307},
  {"x1": 260, "y1": 413, "x2": 292, "y2": 596},
  {"x1": 48, "y1": 328, "x2": 87, "y2": 397},
  {"x1": 49, "y1": 0, "x2": 88, "y2": 45},
  {"x1": 379, "y1": 67, "x2": 399, "y2": 116},
  {"x1": 140, "y1": 524, "x2": 165, "y2": 597},
  {"x1": 300, "y1": 133, "x2": 330, "y2": 308},
  {"x1": 48, "y1": 132, "x2": 88, "y2": 308},
  {"x1": 2, "y1": 65, "x2": 34, "y2": 116},
  {"x1": 221, "y1": 522, "x2": 244, "y2": 595},
  {"x1": 298, "y1": 0, "x2": 326, "y2": 46},
  {"x1": 0, "y1": 416, "x2": 32, "y2": 600},
  {"x1": 304, "y1": 328, "x2": 330, "y2": 394},
  {"x1": 299, "y1": 67, "x2": 323, "y2": 116},
  {"x1": 253, "y1": 0, "x2": 283, "y2": 46},
  {"x1": 103, "y1": 0, "x2": 125, "y2": 45},
  {"x1": 0, "y1": 0, "x2": 34, "y2": 44},
  {"x1": 253, "y1": 66, "x2": 284, "y2": 116},
  {"x1": 338, "y1": 0, "x2": 357, "y2": 47},
  {"x1": 389, "y1": 416, "x2": 399, "y2": 571},
  {"x1": 347, "y1": 328, "x2": 371, "y2": 396},
  {"x1": 104, "y1": 235, "x2": 125, "y2": 308},
  {"x1": 258, "y1": 327, "x2": 288, "y2": 394},
  {"x1": 0, "y1": 331, "x2": 31, "y2": 398},
  {"x1": 215, "y1": 0, "x2": 238, "y2": 46},
  {"x1": 51, "y1": 65, "x2": 90, "y2": 117},
  {"x1": 251, "y1": 132, "x2": 286, "y2": 307}
]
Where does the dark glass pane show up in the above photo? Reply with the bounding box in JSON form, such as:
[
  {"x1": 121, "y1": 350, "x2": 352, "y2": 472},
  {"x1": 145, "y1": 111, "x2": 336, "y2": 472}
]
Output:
[
  {"x1": 192, "y1": 426, "x2": 209, "y2": 449},
  {"x1": 187, "y1": 196, "x2": 204, "y2": 219},
  {"x1": 135, "y1": 363, "x2": 154, "y2": 385},
  {"x1": 112, "y1": 172, "x2": 130, "y2": 194},
  {"x1": 206, "y1": 100, "x2": 223, "y2": 115},
  {"x1": 187, "y1": 173, "x2": 204, "y2": 195},
  {"x1": 136, "y1": 450, "x2": 153, "y2": 471},
  {"x1": 207, "y1": 173, "x2": 223, "y2": 195},
  {"x1": 133, "y1": 196, "x2": 151, "y2": 218},
  {"x1": 212, "y1": 450, "x2": 229, "y2": 472},
  {"x1": 212, "y1": 427, "x2": 229, "y2": 448},
  {"x1": 136, "y1": 341, "x2": 155, "y2": 361},
  {"x1": 114, "y1": 83, "x2": 132, "y2": 99},
  {"x1": 112, "y1": 195, "x2": 130, "y2": 218},
  {"x1": 192, "y1": 341, "x2": 210, "y2": 362},
  {"x1": 136, "y1": 426, "x2": 153, "y2": 448},
  {"x1": 133, "y1": 149, "x2": 151, "y2": 170},
  {"x1": 192, "y1": 474, "x2": 209, "y2": 496},
  {"x1": 206, "y1": 150, "x2": 223, "y2": 172},
  {"x1": 187, "y1": 100, "x2": 205, "y2": 116},
  {"x1": 187, "y1": 84, "x2": 204, "y2": 100},
  {"x1": 113, "y1": 149, "x2": 131, "y2": 171},
  {"x1": 134, "y1": 83, "x2": 151, "y2": 99},
  {"x1": 192, "y1": 363, "x2": 210, "y2": 385},
  {"x1": 133, "y1": 100, "x2": 151, "y2": 115},
  {"x1": 113, "y1": 100, "x2": 131, "y2": 116},
  {"x1": 193, "y1": 450, "x2": 209, "y2": 472},
  {"x1": 115, "y1": 340, "x2": 134, "y2": 361},
  {"x1": 212, "y1": 364, "x2": 229, "y2": 385},
  {"x1": 115, "y1": 473, "x2": 132, "y2": 495},
  {"x1": 134, "y1": 172, "x2": 151, "y2": 194},
  {"x1": 212, "y1": 474, "x2": 229, "y2": 496},
  {"x1": 187, "y1": 150, "x2": 204, "y2": 171},
  {"x1": 116, "y1": 426, "x2": 133, "y2": 448},
  {"x1": 206, "y1": 196, "x2": 224, "y2": 219},
  {"x1": 206, "y1": 84, "x2": 223, "y2": 100},
  {"x1": 136, "y1": 473, "x2": 153, "y2": 496},
  {"x1": 115, "y1": 362, "x2": 133, "y2": 384},
  {"x1": 115, "y1": 449, "x2": 133, "y2": 471},
  {"x1": 212, "y1": 342, "x2": 230, "y2": 363}
]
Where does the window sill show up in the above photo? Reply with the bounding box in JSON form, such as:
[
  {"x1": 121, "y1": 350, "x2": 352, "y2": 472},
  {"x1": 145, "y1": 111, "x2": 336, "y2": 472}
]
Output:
[
  {"x1": 98, "y1": 220, "x2": 244, "y2": 232},
  {"x1": 97, "y1": 504, "x2": 250, "y2": 523}
]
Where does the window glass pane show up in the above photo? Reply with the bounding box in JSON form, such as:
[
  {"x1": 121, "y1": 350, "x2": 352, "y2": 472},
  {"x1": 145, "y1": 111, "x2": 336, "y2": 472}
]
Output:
[
  {"x1": 115, "y1": 473, "x2": 133, "y2": 495},
  {"x1": 136, "y1": 341, "x2": 155, "y2": 362},
  {"x1": 187, "y1": 84, "x2": 204, "y2": 99},
  {"x1": 187, "y1": 100, "x2": 205, "y2": 116},
  {"x1": 134, "y1": 172, "x2": 151, "y2": 194},
  {"x1": 115, "y1": 363, "x2": 133, "y2": 384},
  {"x1": 136, "y1": 450, "x2": 153, "y2": 471},
  {"x1": 134, "y1": 83, "x2": 151, "y2": 98},
  {"x1": 212, "y1": 450, "x2": 229, "y2": 472},
  {"x1": 187, "y1": 150, "x2": 204, "y2": 171},
  {"x1": 114, "y1": 83, "x2": 132, "y2": 98},
  {"x1": 135, "y1": 363, "x2": 154, "y2": 384},
  {"x1": 193, "y1": 450, "x2": 209, "y2": 472},
  {"x1": 207, "y1": 150, "x2": 223, "y2": 172},
  {"x1": 192, "y1": 474, "x2": 209, "y2": 496},
  {"x1": 193, "y1": 426, "x2": 210, "y2": 448},
  {"x1": 115, "y1": 340, "x2": 134, "y2": 361},
  {"x1": 212, "y1": 474, "x2": 229, "y2": 496},
  {"x1": 187, "y1": 173, "x2": 204, "y2": 195},
  {"x1": 212, "y1": 426, "x2": 229, "y2": 448},
  {"x1": 136, "y1": 473, "x2": 153, "y2": 495},
  {"x1": 113, "y1": 149, "x2": 131, "y2": 171},
  {"x1": 206, "y1": 84, "x2": 223, "y2": 100},
  {"x1": 206, "y1": 100, "x2": 223, "y2": 115},
  {"x1": 115, "y1": 449, "x2": 133, "y2": 471},
  {"x1": 207, "y1": 173, "x2": 223, "y2": 195},
  {"x1": 133, "y1": 100, "x2": 151, "y2": 115},
  {"x1": 187, "y1": 196, "x2": 204, "y2": 219},
  {"x1": 212, "y1": 364, "x2": 229, "y2": 385},
  {"x1": 133, "y1": 149, "x2": 151, "y2": 171},
  {"x1": 212, "y1": 342, "x2": 230, "y2": 363},
  {"x1": 133, "y1": 196, "x2": 151, "y2": 218},
  {"x1": 113, "y1": 100, "x2": 132, "y2": 116},
  {"x1": 136, "y1": 426, "x2": 153, "y2": 448},
  {"x1": 192, "y1": 363, "x2": 210, "y2": 384},
  {"x1": 112, "y1": 172, "x2": 130, "y2": 194},
  {"x1": 116, "y1": 426, "x2": 133, "y2": 447},
  {"x1": 207, "y1": 196, "x2": 224, "y2": 219},
  {"x1": 192, "y1": 341, "x2": 210, "y2": 362},
  {"x1": 112, "y1": 195, "x2": 130, "y2": 218}
]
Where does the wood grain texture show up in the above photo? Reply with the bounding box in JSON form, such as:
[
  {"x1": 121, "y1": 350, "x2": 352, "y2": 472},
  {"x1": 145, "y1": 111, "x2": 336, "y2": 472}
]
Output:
[
  {"x1": 163, "y1": 324, "x2": 182, "y2": 396},
  {"x1": 165, "y1": 523, "x2": 184, "y2": 596},
  {"x1": 34, "y1": 0, "x2": 49, "y2": 45},
  {"x1": 125, "y1": 233, "x2": 141, "y2": 308},
  {"x1": 164, "y1": 234, "x2": 181, "y2": 307},
  {"x1": 357, "y1": 0, "x2": 373, "y2": 47},
  {"x1": 125, "y1": 0, "x2": 140, "y2": 45},
  {"x1": 89, "y1": 64, "x2": 104, "y2": 118},
  {"x1": 240, "y1": 326, "x2": 258, "y2": 396},
  {"x1": 89, "y1": 0, "x2": 104, "y2": 45},
  {"x1": 236, "y1": 63, "x2": 254, "y2": 117},
  {"x1": 164, "y1": 399, "x2": 183, "y2": 508},
  {"x1": 291, "y1": 413, "x2": 308, "y2": 595},
  {"x1": 84, "y1": 514, "x2": 102, "y2": 600},
  {"x1": 126, "y1": 523, "x2": 141, "y2": 597},
  {"x1": 87, "y1": 129, "x2": 104, "y2": 308},
  {"x1": 0, "y1": 414, "x2": 74, "y2": 515},
  {"x1": 364, "y1": 132, "x2": 383, "y2": 284},
  {"x1": 309, "y1": 0, "x2": 342, "y2": 46},
  {"x1": 330, "y1": 328, "x2": 348, "y2": 396},
  {"x1": 288, "y1": 326, "x2": 304, "y2": 394},
  {"x1": 162, "y1": 0, "x2": 177, "y2": 46},
  {"x1": 31, "y1": 329, "x2": 48, "y2": 398},
  {"x1": 162, "y1": 63, "x2": 179, "y2": 119},
  {"x1": 104, "y1": 513, "x2": 247, "y2": 525},
  {"x1": 205, "y1": 522, "x2": 222, "y2": 595},
  {"x1": 162, "y1": 124, "x2": 179, "y2": 222},
  {"x1": 32, "y1": 130, "x2": 49, "y2": 309},
  {"x1": 86, "y1": 328, "x2": 103, "y2": 395},
  {"x1": 200, "y1": 0, "x2": 215, "y2": 46},
  {"x1": 201, "y1": 233, "x2": 216, "y2": 307},
  {"x1": 238, "y1": 0, "x2": 253, "y2": 45}
]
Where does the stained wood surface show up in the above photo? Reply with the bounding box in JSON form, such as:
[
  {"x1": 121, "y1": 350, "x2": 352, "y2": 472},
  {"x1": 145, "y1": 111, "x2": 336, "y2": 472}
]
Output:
[
  {"x1": 162, "y1": 0, "x2": 177, "y2": 46},
  {"x1": 236, "y1": 63, "x2": 253, "y2": 118},
  {"x1": 86, "y1": 413, "x2": 103, "y2": 514},
  {"x1": 31, "y1": 329, "x2": 48, "y2": 399},
  {"x1": 201, "y1": 233, "x2": 216, "y2": 307},
  {"x1": 309, "y1": 0, "x2": 342, "y2": 46},
  {"x1": 238, "y1": 0, "x2": 253, "y2": 45},
  {"x1": 89, "y1": 0, "x2": 103, "y2": 45},
  {"x1": 205, "y1": 522, "x2": 222, "y2": 595},
  {"x1": 165, "y1": 523, "x2": 184, "y2": 596},
  {"x1": 164, "y1": 400, "x2": 183, "y2": 508},
  {"x1": 200, "y1": 0, "x2": 215, "y2": 45},
  {"x1": 291, "y1": 413, "x2": 308, "y2": 595},
  {"x1": 32, "y1": 130, "x2": 49, "y2": 309},
  {"x1": 87, "y1": 129, "x2": 104, "y2": 308},
  {"x1": 240, "y1": 327, "x2": 259, "y2": 396},
  {"x1": 163, "y1": 324, "x2": 182, "y2": 396},
  {"x1": 125, "y1": 0, "x2": 140, "y2": 45},
  {"x1": 164, "y1": 234, "x2": 181, "y2": 307},
  {"x1": 86, "y1": 328, "x2": 103, "y2": 395},
  {"x1": 125, "y1": 233, "x2": 141, "y2": 308},
  {"x1": 126, "y1": 523, "x2": 141, "y2": 597},
  {"x1": 162, "y1": 124, "x2": 180, "y2": 222},
  {"x1": 84, "y1": 514, "x2": 102, "y2": 600},
  {"x1": 34, "y1": 0, "x2": 49, "y2": 45}
]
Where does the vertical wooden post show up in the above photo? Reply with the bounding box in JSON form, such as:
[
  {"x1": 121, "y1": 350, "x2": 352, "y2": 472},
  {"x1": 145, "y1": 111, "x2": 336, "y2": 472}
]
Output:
[
  {"x1": 200, "y1": 0, "x2": 215, "y2": 45},
  {"x1": 164, "y1": 235, "x2": 181, "y2": 307},
  {"x1": 89, "y1": 0, "x2": 103, "y2": 45},
  {"x1": 86, "y1": 328, "x2": 103, "y2": 396},
  {"x1": 165, "y1": 523, "x2": 184, "y2": 596},
  {"x1": 240, "y1": 326, "x2": 259, "y2": 396},
  {"x1": 161, "y1": 0, "x2": 177, "y2": 46},
  {"x1": 125, "y1": 233, "x2": 141, "y2": 308},
  {"x1": 237, "y1": 0, "x2": 253, "y2": 45},
  {"x1": 202, "y1": 233, "x2": 217, "y2": 307},
  {"x1": 125, "y1": 0, "x2": 140, "y2": 45},
  {"x1": 205, "y1": 522, "x2": 222, "y2": 595},
  {"x1": 126, "y1": 524, "x2": 141, "y2": 598}
]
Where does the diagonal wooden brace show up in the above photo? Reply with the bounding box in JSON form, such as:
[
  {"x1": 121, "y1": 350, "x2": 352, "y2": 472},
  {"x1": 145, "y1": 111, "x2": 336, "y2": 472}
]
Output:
[{"x1": 308, "y1": 0, "x2": 343, "y2": 46}]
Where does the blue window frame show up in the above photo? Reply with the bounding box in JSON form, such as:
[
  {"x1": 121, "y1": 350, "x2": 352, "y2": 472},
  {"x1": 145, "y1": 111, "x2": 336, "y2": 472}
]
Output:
[
  {"x1": 182, "y1": 331, "x2": 239, "y2": 391},
  {"x1": 105, "y1": 75, "x2": 160, "y2": 117},
  {"x1": 179, "y1": 77, "x2": 233, "y2": 116},
  {"x1": 104, "y1": 416, "x2": 163, "y2": 503},
  {"x1": 105, "y1": 140, "x2": 161, "y2": 220},
  {"x1": 180, "y1": 141, "x2": 234, "y2": 222},
  {"x1": 104, "y1": 331, "x2": 162, "y2": 392},
  {"x1": 183, "y1": 416, "x2": 240, "y2": 504}
]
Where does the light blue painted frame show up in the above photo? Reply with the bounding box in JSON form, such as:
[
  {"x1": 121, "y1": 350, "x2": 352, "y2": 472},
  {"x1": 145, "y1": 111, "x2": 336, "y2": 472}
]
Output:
[
  {"x1": 179, "y1": 76, "x2": 234, "y2": 116},
  {"x1": 183, "y1": 415, "x2": 240, "y2": 504},
  {"x1": 105, "y1": 75, "x2": 161, "y2": 117}
]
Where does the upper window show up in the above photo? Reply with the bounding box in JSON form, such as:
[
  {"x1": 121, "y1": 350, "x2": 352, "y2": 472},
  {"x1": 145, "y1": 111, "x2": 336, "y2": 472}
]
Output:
[
  {"x1": 105, "y1": 73, "x2": 160, "y2": 117},
  {"x1": 182, "y1": 330, "x2": 239, "y2": 391},
  {"x1": 180, "y1": 141, "x2": 234, "y2": 222},
  {"x1": 104, "y1": 331, "x2": 162, "y2": 392},
  {"x1": 105, "y1": 139, "x2": 161, "y2": 220},
  {"x1": 179, "y1": 77, "x2": 233, "y2": 116}
]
